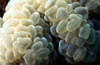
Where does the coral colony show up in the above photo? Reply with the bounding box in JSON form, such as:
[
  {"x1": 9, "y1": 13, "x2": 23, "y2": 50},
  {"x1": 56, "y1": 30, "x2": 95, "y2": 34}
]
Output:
[{"x1": 0, "y1": 0, "x2": 100, "y2": 65}]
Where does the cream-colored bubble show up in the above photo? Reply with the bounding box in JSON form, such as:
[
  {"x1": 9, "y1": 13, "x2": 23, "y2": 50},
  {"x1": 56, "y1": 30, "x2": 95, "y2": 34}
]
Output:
[
  {"x1": 78, "y1": 23, "x2": 90, "y2": 39},
  {"x1": 11, "y1": 10, "x2": 27, "y2": 19},
  {"x1": 13, "y1": 37, "x2": 31, "y2": 54},
  {"x1": 3, "y1": 10, "x2": 12, "y2": 22},
  {"x1": 19, "y1": 19, "x2": 34, "y2": 26},
  {"x1": 45, "y1": 0, "x2": 57, "y2": 9},
  {"x1": 0, "y1": 40, "x2": 7, "y2": 56},
  {"x1": 4, "y1": 27, "x2": 15, "y2": 34},
  {"x1": 14, "y1": 25, "x2": 29, "y2": 33},
  {"x1": 66, "y1": 4, "x2": 73, "y2": 14},
  {"x1": 30, "y1": 12, "x2": 40, "y2": 25},
  {"x1": 55, "y1": 1, "x2": 67, "y2": 8},
  {"x1": 33, "y1": 0, "x2": 40, "y2": 10},
  {"x1": 45, "y1": 6, "x2": 58, "y2": 16},
  {"x1": 0, "y1": 54, "x2": 6, "y2": 61},
  {"x1": 23, "y1": 50, "x2": 35, "y2": 65},
  {"x1": 3, "y1": 18, "x2": 19, "y2": 28},
  {"x1": 66, "y1": 14, "x2": 82, "y2": 32},
  {"x1": 56, "y1": 7, "x2": 69, "y2": 21},
  {"x1": 37, "y1": 0, "x2": 47, "y2": 5},
  {"x1": 28, "y1": 25, "x2": 37, "y2": 37},
  {"x1": 21, "y1": 8, "x2": 31, "y2": 18},
  {"x1": 45, "y1": 6, "x2": 58, "y2": 21},
  {"x1": 65, "y1": 32, "x2": 74, "y2": 43},
  {"x1": 25, "y1": 0, "x2": 34, "y2": 4},
  {"x1": 23, "y1": 4, "x2": 35, "y2": 14},
  {"x1": 5, "y1": 50, "x2": 14, "y2": 62},
  {"x1": 1, "y1": 35, "x2": 13, "y2": 50},
  {"x1": 56, "y1": 20, "x2": 67, "y2": 34},
  {"x1": 13, "y1": 48, "x2": 21, "y2": 59},
  {"x1": 53, "y1": 19, "x2": 60, "y2": 26},
  {"x1": 64, "y1": 0, "x2": 72, "y2": 4},
  {"x1": 37, "y1": 6, "x2": 45, "y2": 14},
  {"x1": 0, "y1": 28, "x2": 4, "y2": 37},
  {"x1": 12, "y1": 31, "x2": 28, "y2": 41}
]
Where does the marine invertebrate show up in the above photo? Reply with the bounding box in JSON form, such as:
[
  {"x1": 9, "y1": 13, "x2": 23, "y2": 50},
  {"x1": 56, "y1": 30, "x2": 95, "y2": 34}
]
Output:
[{"x1": 0, "y1": 0, "x2": 100, "y2": 65}]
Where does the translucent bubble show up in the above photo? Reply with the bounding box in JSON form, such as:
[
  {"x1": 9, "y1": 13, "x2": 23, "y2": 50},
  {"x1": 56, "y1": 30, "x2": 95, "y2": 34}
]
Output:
[
  {"x1": 32, "y1": 41, "x2": 43, "y2": 52},
  {"x1": 80, "y1": 19, "x2": 87, "y2": 27},
  {"x1": 86, "y1": 1, "x2": 98, "y2": 10},
  {"x1": 74, "y1": 7, "x2": 88, "y2": 19},
  {"x1": 66, "y1": 44, "x2": 77, "y2": 57},
  {"x1": 34, "y1": 48, "x2": 50, "y2": 59},
  {"x1": 50, "y1": 50, "x2": 57, "y2": 61},
  {"x1": 41, "y1": 37, "x2": 48, "y2": 47},
  {"x1": 71, "y1": 37, "x2": 77, "y2": 45},
  {"x1": 73, "y1": 47, "x2": 87, "y2": 62},
  {"x1": 78, "y1": 23, "x2": 90, "y2": 39},
  {"x1": 35, "y1": 59, "x2": 49, "y2": 65},
  {"x1": 33, "y1": 37, "x2": 41, "y2": 43},
  {"x1": 53, "y1": 19, "x2": 60, "y2": 26},
  {"x1": 36, "y1": 18, "x2": 45, "y2": 26},
  {"x1": 65, "y1": 57, "x2": 75, "y2": 64},
  {"x1": 79, "y1": 0, "x2": 90, "y2": 6},
  {"x1": 50, "y1": 26, "x2": 58, "y2": 37},
  {"x1": 76, "y1": 37, "x2": 85, "y2": 47},
  {"x1": 72, "y1": 2, "x2": 81, "y2": 9},
  {"x1": 98, "y1": 0, "x2": 100, "y2": 5},
  {"x1": 88, "y1": 20, "x2": 94, "y2": 28},
  {"x1": 82, "y1": 51, "x2": 97, "y2": 63},
  {"x1": 59, "y1": 40, "x2": 68, "y2": 56},
  {"x1": 44, "y1": 34, "x2": 52, "y2": 42},
  {"x1": 94, "y1": 31, "x2": 100, "y2": 45},
  {"x1": 37, "y1": 33, "x2": 43, "y2": 37},
  {"x1": 35, "y1": 26, "x2": 43, "y2": 33},
  {"x1": 44, "y1": 16, "x2": 50, "y2": 22},
  {"x1": 47, "y1": 42, "x2": 54, "y2": 53},
  {"x1": 65, "y1": 32, "x2": 74, "y2": 43},
  {"x1": 86, "y1": 28, "x2": 96, "y2": 45},
  {"x1": 43, "y1": 23, "x2": 50, "y2": 34},
  {"x1": 23, "y1": 50, "x2": 35, "y2": 65},
  {"x1": 59, "y1": 32, "x2": 67, "y2": 40}
]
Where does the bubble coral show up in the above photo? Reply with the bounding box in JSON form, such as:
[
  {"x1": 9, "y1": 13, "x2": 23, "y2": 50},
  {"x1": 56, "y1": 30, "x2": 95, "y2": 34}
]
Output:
[{"x1": 0, "y1": 0, "x2": 100, "y2": 65}]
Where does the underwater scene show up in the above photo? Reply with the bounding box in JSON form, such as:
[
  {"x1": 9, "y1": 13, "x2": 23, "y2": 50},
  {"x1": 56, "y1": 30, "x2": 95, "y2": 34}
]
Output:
[{"x1": 0, "y1": 0, "x2": 100, "y2": 65}]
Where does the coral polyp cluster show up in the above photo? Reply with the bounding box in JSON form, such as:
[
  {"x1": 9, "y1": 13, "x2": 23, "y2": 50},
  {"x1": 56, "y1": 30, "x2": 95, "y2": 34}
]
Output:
[{"x1": 0, "y1": 0, "x2": 100, "y2": 65}]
